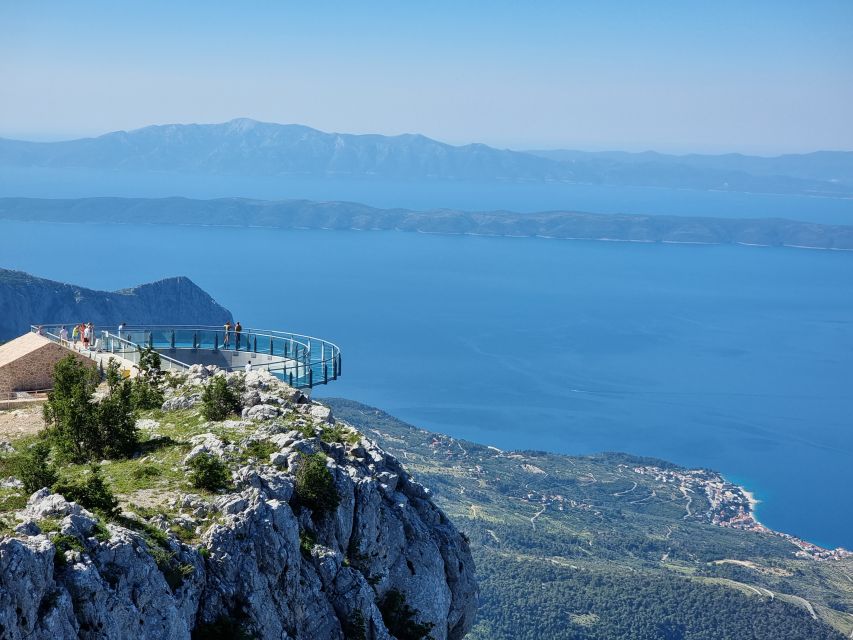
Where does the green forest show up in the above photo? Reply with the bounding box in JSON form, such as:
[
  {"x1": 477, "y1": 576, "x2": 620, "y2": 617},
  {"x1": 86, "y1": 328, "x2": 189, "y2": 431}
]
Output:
[{"x1": 327, "y1": 399, "x2": 852, "y2": 640}]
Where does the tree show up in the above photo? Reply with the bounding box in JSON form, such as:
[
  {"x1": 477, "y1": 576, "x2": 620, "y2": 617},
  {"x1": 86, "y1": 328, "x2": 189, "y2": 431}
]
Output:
[
  {"x1": 98, "y1": 360, "x2": 138, "y2": 458},
  {"x1": 43, "y1": 356, "x2": 138, "y2": 462},
  {"x1": 43, "y1": 355, "x2": 100, "y2": 462},
  {"x1": 132, "y1": 347, "x2": 165, "y2": 410}
]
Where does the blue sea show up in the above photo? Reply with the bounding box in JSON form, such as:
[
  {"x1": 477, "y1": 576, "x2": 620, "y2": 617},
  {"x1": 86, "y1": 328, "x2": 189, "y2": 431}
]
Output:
[{"x1": 1, "y1": 219, "x2": 850, "y2": 549}]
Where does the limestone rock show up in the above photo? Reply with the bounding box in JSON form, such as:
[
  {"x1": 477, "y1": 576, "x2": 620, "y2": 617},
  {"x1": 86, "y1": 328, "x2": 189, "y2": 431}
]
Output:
[{"x1": 0, "y1": 374, "x2": 477, "y2": 640}]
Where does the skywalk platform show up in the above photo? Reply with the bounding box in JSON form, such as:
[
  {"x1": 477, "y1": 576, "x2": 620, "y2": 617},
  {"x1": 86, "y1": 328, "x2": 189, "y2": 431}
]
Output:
[{"x1": 32, "y1": 324, "x2": 341, "y2": 391}]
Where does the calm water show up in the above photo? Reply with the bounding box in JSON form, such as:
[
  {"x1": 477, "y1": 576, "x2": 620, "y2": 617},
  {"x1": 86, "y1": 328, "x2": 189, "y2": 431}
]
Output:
[{"x1": 1, "y1": 220, "x2": 851, "y2": 548}]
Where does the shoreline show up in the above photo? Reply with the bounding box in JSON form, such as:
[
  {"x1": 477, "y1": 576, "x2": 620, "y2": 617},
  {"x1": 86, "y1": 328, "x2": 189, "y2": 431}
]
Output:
[
  {"x1": 2, "y1": 216, "x2": 853, "y2": 254},
  {"x1": 635, "y1": 465, "x2": 851, "y2": 560}
]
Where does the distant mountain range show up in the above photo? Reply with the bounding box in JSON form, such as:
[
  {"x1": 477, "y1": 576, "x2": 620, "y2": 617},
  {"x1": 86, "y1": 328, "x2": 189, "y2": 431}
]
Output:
[
  {"x1": 1, "y1": 119, "x2": 851, "y2": 197},
  {"x1": 0, "y1": 269, "x2": 232, "y2": 340},
  {"x1": 1, "y1": 196, "x2": 852, "y2": 251}
]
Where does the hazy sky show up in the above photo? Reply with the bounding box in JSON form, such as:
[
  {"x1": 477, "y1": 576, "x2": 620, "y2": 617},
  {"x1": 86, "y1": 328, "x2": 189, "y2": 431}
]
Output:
[{"x1": 2, "y1": 1, "x2": 852, "y2": 154}]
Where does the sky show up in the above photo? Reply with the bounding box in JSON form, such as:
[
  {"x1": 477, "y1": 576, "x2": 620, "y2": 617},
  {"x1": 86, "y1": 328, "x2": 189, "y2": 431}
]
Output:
[{"x1": 1, "y1": 1, "x2": 852, "y2": 154}]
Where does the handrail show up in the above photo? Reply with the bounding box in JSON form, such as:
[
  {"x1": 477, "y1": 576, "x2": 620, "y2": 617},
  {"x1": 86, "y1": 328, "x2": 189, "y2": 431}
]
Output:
[{"x1": 31, "y1": 324, "x2": 341, "y2": 389}]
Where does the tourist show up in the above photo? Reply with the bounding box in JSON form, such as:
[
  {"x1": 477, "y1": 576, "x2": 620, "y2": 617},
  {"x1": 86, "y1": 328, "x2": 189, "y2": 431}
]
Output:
[
  {"x1": 223, "y1": 320, "x2": 232, "y2": 348},
  {"x1": 118, "y1": 322, "x2": 126, "y2": 339},
  {"x1": 235, "y1": 321, "x2": 243, "y2": 350},
  {"x1": 71, "y1": 324, "x2": 80, "y2": 345},
  {"x1": 59, "y1": 325, "x2": 68, "y2": 344},
  {"x1": 36, "y1": 325, "x2": 44, "y2": 336},
  {"x1": 245, "y1": 361, "x2": 253, "y2": 373},
  {"x1": 82, "y1": 323, "x2": 91, "y2": 349}
]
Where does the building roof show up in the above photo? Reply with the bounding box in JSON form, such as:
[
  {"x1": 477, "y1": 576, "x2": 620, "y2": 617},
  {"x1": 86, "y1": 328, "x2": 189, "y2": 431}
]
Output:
[{"x1": 0, "y1": 332, "x2": 53, "y2": 369}]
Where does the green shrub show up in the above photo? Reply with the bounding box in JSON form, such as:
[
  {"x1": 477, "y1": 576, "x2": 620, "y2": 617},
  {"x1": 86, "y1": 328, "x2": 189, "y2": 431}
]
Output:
[
  {"x1": 150, "y1": 544, "x2": 194, "y2": 591},
  {"x1": 343, "y1": 610, "x2": 367, "y2": 640},
  {"x1": 53, "y1": 465, "x2": 120, "y2": 517},
  {"x1": 378, "y1": 589, "x2": 435, "y2": 640},
  {"x1": 187, "y1": 452, "x2": 231, "y2": 492},
  {"x1": 52, "y1": 533, "x2": 85, "y2": 568},
  {"x1": 192, "y1": 615, "x2": 254, "y2": 640},
  {"x1": 294, "y1": 453, "x2": 339, "y2": 516},
  {"x1": 131, "y1": 465, "x2": 162, "y2": 480},
  {"x1": 243, "y1": 439, "x2": 276, "y2": 461},
  {"x1": 299, "y1": 528, "x2": 317, "y2": 556},
  {"x1": 17, "y1": 441, "x2": 58, "y2": 494},
  {"x1": 321, "y1": 423, "x2": 359, "y2": 446},
  {"x1": 200, "y1": 377, "x2": 241, "y2": 421}
]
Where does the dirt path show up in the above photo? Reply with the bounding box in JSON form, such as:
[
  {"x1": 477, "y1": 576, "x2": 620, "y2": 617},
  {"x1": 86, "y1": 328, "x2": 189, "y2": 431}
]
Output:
[
  {"x1": 0, "y1": 406, "x2": 46, "y2": 442},
  {"x1": 530, "y1": 505, "x2": 546, "y2": 530}
]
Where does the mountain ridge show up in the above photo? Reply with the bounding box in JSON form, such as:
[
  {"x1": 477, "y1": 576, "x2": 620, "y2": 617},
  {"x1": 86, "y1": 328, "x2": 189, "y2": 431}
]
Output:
[
  {"x1": 0, "y1": 269, "x2": 233, "y2": 341},
  {"x1": 1, "y1": 119, "x2": 851, "y2": 196}
]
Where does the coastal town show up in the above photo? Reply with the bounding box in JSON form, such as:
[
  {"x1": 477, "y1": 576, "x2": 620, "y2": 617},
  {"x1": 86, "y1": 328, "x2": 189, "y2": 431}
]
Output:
[{"x1": 633, "y1": 465, "x2": 852, "y2": 561}]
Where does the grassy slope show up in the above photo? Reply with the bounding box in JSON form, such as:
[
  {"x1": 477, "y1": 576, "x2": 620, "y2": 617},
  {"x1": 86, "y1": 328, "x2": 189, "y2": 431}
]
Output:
[{"x1": 326, "y1": 398, "x2": 853, "y2": 640}]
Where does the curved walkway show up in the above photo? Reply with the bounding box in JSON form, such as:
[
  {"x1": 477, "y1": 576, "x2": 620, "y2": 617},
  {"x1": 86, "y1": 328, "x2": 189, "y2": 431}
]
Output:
[{"x1": 33, "y1": 324, "x2": 341, "y2": 390}]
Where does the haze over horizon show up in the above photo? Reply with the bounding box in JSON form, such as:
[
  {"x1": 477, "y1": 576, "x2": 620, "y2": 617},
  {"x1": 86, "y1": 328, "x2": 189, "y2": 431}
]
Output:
[{"x1": 2, "y1": 1, "x2": 852, "y2": 155}]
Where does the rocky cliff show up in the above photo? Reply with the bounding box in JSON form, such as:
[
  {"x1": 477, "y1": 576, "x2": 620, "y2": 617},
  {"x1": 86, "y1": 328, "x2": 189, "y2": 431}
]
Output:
[
  {"x1": 0, "y1": 368, "x2": 477, "y2": 639},
  {"x1": 0, "y1": 269, "x2": 233, "y2": 340}
]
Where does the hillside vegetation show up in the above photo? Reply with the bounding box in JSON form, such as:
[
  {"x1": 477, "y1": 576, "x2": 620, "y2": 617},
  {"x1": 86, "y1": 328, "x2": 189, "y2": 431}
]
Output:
[{"x1": 327, "y1": 399, "x2": 853, "y2": 640}]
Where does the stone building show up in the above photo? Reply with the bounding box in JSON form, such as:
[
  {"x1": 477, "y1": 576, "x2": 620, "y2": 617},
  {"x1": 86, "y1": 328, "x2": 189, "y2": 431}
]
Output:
[{"x1": 0, "y1": 332, "x2": 91, "y2": 396}]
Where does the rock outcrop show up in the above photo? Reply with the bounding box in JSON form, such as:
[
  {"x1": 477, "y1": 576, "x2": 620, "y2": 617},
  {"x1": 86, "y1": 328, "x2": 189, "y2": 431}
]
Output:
[
  {"x1": 0, "y1": 269, "x2": 233, "y2": 340},
  {"x1": 0, "y1": 368, "x2": 477, "y2": 639}
]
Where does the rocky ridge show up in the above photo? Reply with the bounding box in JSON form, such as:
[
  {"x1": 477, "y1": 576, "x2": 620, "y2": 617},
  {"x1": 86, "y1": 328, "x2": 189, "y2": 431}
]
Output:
[
  {"x1": 0, "y1": 268, "x2": 233, "y2": 341},
  {"x1": 0, "y1": 367, "x2": 477, "y2": 639}
]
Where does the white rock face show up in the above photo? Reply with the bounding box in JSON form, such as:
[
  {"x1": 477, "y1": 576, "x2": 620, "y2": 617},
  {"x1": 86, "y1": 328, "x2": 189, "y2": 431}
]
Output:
[{"x1": 0, "y1": 372, "x2": 477, "y2": 640}]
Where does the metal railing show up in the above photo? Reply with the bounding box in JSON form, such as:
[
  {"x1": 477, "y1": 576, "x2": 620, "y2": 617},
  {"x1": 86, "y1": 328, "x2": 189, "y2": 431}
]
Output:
[{"x1": 31, "y1": 324, "x2": 341, "y2": 389}]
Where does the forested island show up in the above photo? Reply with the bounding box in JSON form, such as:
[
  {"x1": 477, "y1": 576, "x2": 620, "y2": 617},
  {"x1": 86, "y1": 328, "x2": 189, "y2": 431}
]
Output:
[{"x1": 2, "y1": 196, "x2": 853, "y2": 251}]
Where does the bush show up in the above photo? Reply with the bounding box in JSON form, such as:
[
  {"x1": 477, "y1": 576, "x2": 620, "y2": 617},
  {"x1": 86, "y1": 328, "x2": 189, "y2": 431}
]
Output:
[
  {"x1": 192, "y1": 615, "x2": 254, "y2": 640},
  {"x1": 52, "y1": 533, "x2": 85, "y2": 568},
  {"x1": 294, "y1": 453, "x2": 339, "y2": 516},
  {"x1": 188, "y1": 452, "x2": 231, "y2": 491},
  {"x1": 53, "y1": 465, "x2": 120, "y2": 517},
  {"x1": 378, "y1": 589, "x2": 435, "y2": 640},
  {"x1": 17, "y1": 441, "x2": 58, "y2": 494},
  {"x1": 200, "y1": 377, "x2": 241, "y2": 421}
]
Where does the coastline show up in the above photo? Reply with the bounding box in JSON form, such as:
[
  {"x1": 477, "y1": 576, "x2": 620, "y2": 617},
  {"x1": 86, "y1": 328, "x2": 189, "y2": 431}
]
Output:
[{"x1": 634, "y1": 465, "x2": 851, "y2": 561}]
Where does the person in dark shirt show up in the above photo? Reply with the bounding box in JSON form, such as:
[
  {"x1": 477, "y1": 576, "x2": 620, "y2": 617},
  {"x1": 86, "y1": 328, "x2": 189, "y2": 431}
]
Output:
[{"x1": 235, "y1": 321, "x2": 243, "y2": 350}]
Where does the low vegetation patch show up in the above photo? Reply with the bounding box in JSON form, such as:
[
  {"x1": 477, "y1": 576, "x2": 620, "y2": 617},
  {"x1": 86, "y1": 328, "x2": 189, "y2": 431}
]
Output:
[
  {"x1": 378, "y1": 589, "x2": 435, "y2": 640},
  {"x1": 188, "y1": 452, "x2": 231, "y2": 492},
  {"x1": 200, "y1": 377, "x2": 242, "y2": 421},
  {"x1": 53, "y1": 465, "x2": 120, "y2": 517},
  {"x1": 294, "y1": 453, "x2": 339, "y2": 517}
]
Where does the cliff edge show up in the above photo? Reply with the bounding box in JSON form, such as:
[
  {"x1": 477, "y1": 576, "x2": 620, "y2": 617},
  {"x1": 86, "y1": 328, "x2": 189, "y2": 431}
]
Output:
[{"x1": 0, "y1": 368, "x2": 477, "y2": 639}]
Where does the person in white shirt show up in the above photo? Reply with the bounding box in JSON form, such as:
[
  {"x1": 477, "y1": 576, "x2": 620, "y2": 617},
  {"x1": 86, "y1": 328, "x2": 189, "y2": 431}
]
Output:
[
  {"x1": 245, "y1": 361, "x2": 253, "y2": 373},
  {"x1": 59, "y1": 326, "x2": 68, "y2": 344}
]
